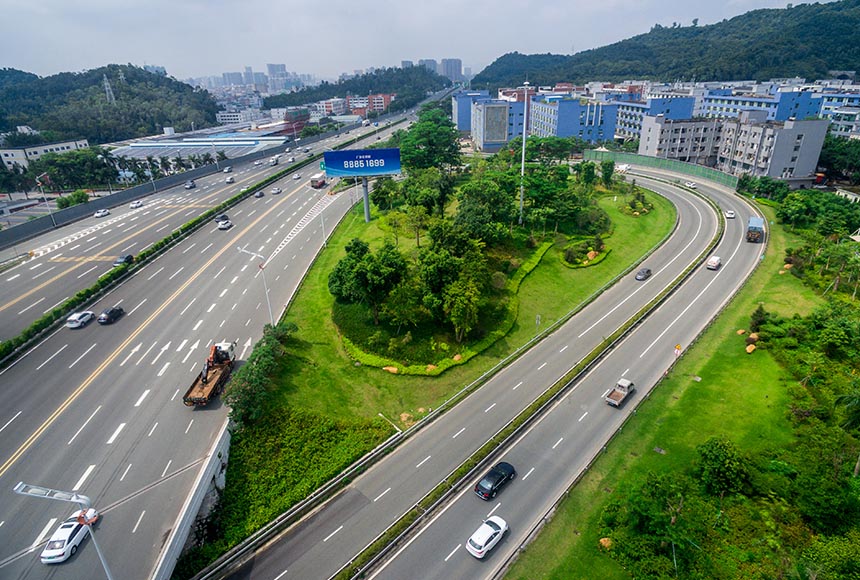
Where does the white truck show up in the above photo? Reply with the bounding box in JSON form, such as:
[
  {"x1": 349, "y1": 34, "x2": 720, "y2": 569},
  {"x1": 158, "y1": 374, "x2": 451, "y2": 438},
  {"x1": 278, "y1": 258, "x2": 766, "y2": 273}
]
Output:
[{"x1": 605, "y1": 378, "x2": 635, "y2": 407}]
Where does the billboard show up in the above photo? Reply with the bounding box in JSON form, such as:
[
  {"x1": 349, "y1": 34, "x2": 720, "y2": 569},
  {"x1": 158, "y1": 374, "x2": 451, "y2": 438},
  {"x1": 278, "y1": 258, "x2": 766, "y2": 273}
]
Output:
[{"x1": 323, "y1": 148, "x2": 401, "y2": 178}]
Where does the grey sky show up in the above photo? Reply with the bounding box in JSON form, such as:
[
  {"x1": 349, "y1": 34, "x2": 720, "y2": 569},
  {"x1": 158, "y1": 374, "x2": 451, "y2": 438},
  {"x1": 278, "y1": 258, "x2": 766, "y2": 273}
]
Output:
[{"x1": 1, "y1": 0, "x2": 829, "y2": 81}]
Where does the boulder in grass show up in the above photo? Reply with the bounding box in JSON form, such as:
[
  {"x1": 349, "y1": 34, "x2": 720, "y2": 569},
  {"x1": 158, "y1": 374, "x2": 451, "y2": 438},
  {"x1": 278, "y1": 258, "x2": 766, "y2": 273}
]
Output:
[
  {"x1": 599, "y1": 537, "x2": 613, "y2": 550},
  {"x1": 383, "y1": 366, "x2": 399, "y2": 374},
  {"x1": 737, "y1": 329, "x2": 747, "y2": 335},
  {"x1": 746, "y1": 344, "x2": 756, "y2": 354}
]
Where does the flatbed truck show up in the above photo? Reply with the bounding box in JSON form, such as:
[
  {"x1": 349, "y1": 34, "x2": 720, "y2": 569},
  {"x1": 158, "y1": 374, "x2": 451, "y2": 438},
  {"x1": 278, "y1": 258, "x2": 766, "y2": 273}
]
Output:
[{"x1": 182, "y1": 341, "x2": 236, "y2": 406}]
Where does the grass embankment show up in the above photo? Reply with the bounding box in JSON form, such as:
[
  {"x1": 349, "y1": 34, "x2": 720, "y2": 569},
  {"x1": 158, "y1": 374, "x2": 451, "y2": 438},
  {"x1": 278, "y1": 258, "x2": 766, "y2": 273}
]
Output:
[{"x1": 505, "y1": 205, "x2": 823, "y2": 580}]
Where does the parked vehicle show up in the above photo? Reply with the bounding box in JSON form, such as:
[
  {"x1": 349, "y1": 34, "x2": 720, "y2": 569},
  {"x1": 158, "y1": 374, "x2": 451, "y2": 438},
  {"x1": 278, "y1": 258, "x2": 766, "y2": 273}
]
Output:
[
  {"x1": 182, "y1": 342, "x2": 236, "y2": 406},
  {"x1": 65, "y1": 311, "x2": 95, "y2": 329},
  {"x1": 746, "y1": 216, "x2": 765, "y2": 243},
  {"x1": 706, "y1": 256, "x2": 722, "y2": 270},
  {"x1": 94, "y1": 209, "x2": 110, "y2": 218},
  {"x1": 40, "y1": 509, "x2": 99, "y2": 564},
  {"x1": 605, "y1": 378, "x2": 635, "y2": 407},
  {"x1": 466, "y1": 516, "x2": 508, "y2": 559},
  {"x1": 97, "y1": 306, "x2": 125, "y2": 324},
  {"x1": 474, "y1": 462, "x2": 516, "y2": 500},
  {"x1": 635, "y1": 268, "x2": 652, "y2": 281}
]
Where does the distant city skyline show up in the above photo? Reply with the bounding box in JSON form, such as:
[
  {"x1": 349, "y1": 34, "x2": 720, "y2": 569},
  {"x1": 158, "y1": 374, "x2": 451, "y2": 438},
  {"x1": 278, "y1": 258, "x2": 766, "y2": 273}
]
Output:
[{"x1": 1, "y1": 0, "x2": 835, "y2": 81}]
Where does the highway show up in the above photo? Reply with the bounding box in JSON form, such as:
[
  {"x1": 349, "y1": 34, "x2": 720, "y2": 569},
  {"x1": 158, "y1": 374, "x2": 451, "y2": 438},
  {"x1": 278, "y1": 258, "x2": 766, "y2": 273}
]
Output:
[
  {"x1": 0, "y1": 122, "x2": 404, "y2": 580},
  {"x1": 220, "y1": 176, "x2": 761, "y2": 580}
]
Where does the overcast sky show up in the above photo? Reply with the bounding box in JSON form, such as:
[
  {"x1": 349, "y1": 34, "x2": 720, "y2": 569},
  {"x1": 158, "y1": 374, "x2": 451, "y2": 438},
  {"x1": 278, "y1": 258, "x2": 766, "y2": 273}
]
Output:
[{"x1": 1, "y1": 0, "x2": 830, "y2": 81}]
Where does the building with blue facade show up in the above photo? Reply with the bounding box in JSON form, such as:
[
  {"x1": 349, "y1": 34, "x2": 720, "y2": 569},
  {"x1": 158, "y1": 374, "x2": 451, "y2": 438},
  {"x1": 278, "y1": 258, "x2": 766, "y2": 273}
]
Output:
[
  {"x1": 613, "y1": 96, "x2": 695, "y2": 140},
  {"x1": 471, "y1": 100, "x2": 524, "y2": 152},
  {"x1": 451, "y1": 90, "x2": 490, "y2": 132},
  {"x1": 529, "y1": 96, "x2": 617, "y2": 143}
]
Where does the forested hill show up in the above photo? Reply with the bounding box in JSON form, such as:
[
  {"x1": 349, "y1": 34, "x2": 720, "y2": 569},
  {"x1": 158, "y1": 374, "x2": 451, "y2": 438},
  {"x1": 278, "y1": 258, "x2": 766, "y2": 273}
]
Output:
[
  {"x1": 472, "y1": 0, "x2": 860, "y2": 88},
  {"x1": 0, "y1": 64, "x2": 219, "y2": 144},
  {"x1": 264, "y1": 66, "x2": 451, "y2": 112}
]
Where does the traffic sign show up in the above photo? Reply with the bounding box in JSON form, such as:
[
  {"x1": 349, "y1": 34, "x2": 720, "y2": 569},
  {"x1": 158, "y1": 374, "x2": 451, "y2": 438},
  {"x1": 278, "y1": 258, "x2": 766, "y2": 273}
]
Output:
[{"x1": 319, "y1": 161, "x2": 325, "y2": 171}]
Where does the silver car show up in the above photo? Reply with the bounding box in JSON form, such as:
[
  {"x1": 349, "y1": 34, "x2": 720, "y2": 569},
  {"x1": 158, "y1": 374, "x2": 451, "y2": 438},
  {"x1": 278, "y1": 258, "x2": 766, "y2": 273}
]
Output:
[
  {"x1": 65, "y1": 311, "x2": 95, "y2": 328},
  {"x1": 40, "y1": 509, "x2": 99, "y2": 564}
]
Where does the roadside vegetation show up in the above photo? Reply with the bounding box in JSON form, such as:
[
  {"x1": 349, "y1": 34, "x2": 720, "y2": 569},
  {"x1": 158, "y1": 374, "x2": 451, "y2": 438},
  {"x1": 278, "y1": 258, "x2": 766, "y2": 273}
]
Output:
[
  {"x1": 507, "y1": 189, "x2": 860, "y2": 579},
  {"x1": 173, "y1": 104, "x2": 677, "y2": 576}
]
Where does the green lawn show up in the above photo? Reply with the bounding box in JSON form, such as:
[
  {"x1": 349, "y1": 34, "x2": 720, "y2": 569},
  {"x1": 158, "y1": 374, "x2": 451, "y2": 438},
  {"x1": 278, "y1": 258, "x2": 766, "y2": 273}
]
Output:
[
  {"x1": 505, "y1": 202, "x2": 825, "y2": 580},
  {"x1": 278, "y1": 190, "x2": 677, "y2": 426}
]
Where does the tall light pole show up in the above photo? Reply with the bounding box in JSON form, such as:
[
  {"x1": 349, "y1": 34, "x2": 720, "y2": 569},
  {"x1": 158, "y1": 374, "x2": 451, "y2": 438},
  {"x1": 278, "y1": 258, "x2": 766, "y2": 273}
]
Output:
[
  {"x1": 211, "y1": 142, "x2": 220, "y2": 170},
  {"x1": 518, "y1": 81, "x2": 530, "y2": 225},
  {"x1": 36, "y1": 172, "x2": 57, "y2": 227},
  {"x1": 237, "y1": 245, "x2": 274, "y2": 326},
  {"x1": 13, "y1": 482, "x2": 115, "y2": 580}
]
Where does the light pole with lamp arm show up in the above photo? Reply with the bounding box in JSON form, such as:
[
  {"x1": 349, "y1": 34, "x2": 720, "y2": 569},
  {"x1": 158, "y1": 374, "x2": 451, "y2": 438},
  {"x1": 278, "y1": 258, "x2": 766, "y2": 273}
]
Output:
[
  {"x1": 518, "y1": 80, "x2": 530, "y2": 225},
  {"x1": 237, "y1": 245, "x2": 274, "y2": 326}
]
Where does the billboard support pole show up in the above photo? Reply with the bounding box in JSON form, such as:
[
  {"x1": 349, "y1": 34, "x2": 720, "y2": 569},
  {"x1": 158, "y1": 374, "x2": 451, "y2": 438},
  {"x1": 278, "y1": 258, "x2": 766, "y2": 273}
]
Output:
[{"x1": 362, "y1": 177, "x2": 371, "y2": 223}]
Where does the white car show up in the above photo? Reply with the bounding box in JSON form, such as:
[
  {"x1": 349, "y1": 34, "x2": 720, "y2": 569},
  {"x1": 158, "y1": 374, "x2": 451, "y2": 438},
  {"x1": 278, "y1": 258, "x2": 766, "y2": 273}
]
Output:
[
  {"x1": 707, "y1": 256, "x2": 722, "y2": 270},
  {"x1": 93, "y1": 209, "x2": 110, "y2": 218},
  {"x1": 254, "y1": 160, "x2": 263, "y2": 166},
  {"x1": 684, "y1": 181, "x2": 697, "y2": 189},
  {"x1": 65, "y1": 311, "x2": 95, "y2": 328},
  {"x1": 724, "y1": 209, "x2": 736, "y2": 219},
  {"x1": 129, "y1": 200, "x2": 144, "y2": 209},
  {"x1": 223, "y1": 166, "x2": 232, "y2": 173},
  {"x1": 292, "y1": 173, "x2": 302, "y2": 180},
  {"x1": 271, "y1": 187, "x2": 282, "y2": 194},
  {"x1": 226, "y1": 176, "x2": 235, "y2": 184},
  {"x1": 217, "y1": 220, "x2": 233, "y2": 230},
  {"x1": 40, "y1": 509, "x2": 99, "y2": 564},
  {"x1": 465, "y1": 516, "x2": 508, "y2": 559}
]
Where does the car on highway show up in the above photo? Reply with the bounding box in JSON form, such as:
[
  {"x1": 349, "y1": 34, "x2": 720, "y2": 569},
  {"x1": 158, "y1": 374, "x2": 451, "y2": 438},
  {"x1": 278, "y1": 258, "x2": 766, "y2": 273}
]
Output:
[
  {"x1": 217, "y1": 219, "x2": 233, "y2": 230},
  {"x1": 226, "y1": 176, "x2": 235, "y2": 184},
  {"x1": 97, "y1": 306, "x2": 125, "y2": 325},
  {"x1": 707, "y1": 256, "x2": 722, "y2": 270},
  {"x1": 724, "y1": 209, "x2": 736, "y2": 219},
  {"x1": 223, "y1": 166, "x2": 232, "y2": 173},
  {"x1": 129, "y1": 200, "x2": 144, "y2": 209},
  {"x1": 271, "y1": 187, "x2": 282, "y2": 194},
  {"x1": 113, "y1": 254, "x2": 134, "y2": 267},
  {"x1": 292, "y1": 173, "x2": 302, "y2": 180},
  {"x1": 302, "y1": 147, "x2": 310, "y2": 153},
  {"x1": 287, "y1": 157, "x2": 295, "y2": 163},
  {"x1": 635, "y1": 267, "x2": 652, "y2": 281},
  {"x1": 254, "y1": 160, "x2": 263, "y2": 166},
  {"x1": 240, "y1": 187, "x2": 250, "y2": 193},
  {"x1": 94, "y1": 209, "x2": 110, "y2": 218},
  {"x1": 684, "y1": 181, "x2": 697, "y2": 189},
  {"x1": 465, "y1": 516, "x2": 508, "y2": 559},
  {"x1": 40, "y1": 509, "x2": 99, "y2": 564},
  {"x1": 65, "y1": 311, "x2": 95, "y2": 329},
  {"x1": 474, "y1": 461, "x2": 516, "y2": 500},
  {"x1": 254, "y1": 191, "x2": 264, "y2": 198},
  {"x1": 184, "y1": 180, "x2": 196, "y2": 189},
  {"x1": 214, "y1": 214, "x2": 229, "y2": 223}
]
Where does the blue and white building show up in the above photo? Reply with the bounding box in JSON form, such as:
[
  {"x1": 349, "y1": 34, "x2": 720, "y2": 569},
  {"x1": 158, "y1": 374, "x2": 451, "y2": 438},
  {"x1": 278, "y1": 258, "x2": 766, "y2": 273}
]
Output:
[
  {"x1": 471, "y1": 99, "x2": 525, "y2": 152},
  {"x1": 529, "y1": 96, "x2": 617, "y2": 143}
]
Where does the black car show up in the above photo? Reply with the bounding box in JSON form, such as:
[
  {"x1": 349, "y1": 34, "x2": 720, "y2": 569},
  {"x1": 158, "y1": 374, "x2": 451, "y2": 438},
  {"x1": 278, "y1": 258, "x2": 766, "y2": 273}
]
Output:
[
  {"x1": 214, "y1": 214, "x2": 229, "y2": 223},
  {"x1": 113, "y1": 255, "x2": 134, "y2": 267},
  {"x1": 474, "y1": 462, "x2": 516, "y2": 500},
  {"x1": 97, "y1": 306, "x2": 125, "y2": 325},
  {"x1": 635, "y1": 267, "x2": 652, "y2": 281}
]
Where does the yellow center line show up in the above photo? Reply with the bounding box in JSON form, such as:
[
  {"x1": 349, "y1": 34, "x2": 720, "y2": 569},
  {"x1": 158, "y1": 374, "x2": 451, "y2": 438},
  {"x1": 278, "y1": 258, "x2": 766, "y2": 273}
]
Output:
[{"x1": 0, "y1": 186, "x2": 299, "y2": 478}]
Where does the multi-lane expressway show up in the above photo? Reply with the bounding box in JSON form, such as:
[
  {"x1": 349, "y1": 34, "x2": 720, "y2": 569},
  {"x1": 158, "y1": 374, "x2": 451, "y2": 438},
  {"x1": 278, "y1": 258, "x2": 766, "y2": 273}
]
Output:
[
  {"x1": 0, "y1": 123, "x2": 402, "y2": 580},
  {"x1": 219, "y1": 175, "x2": 763, "y2": 580}
]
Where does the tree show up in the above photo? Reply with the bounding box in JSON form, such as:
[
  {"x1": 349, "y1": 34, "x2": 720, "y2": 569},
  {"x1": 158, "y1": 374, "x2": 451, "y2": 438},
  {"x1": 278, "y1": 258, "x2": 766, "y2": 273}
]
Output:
[
  {"x1": 444, "y1": 278, "x2": 480, "y2": 342},
  {"x1": 580, "y1": 161, "x2": 597, "y2": 188},
  {"x1": 835, "y1": 389, "x2": 860, "y2": 476},
  {"x1": 694, "y1": 437, "x2": 749, "y2": 496},
  {"x1": 405, "y1": 205, "x2": 429, "y2": 247},
  {"x1": 600, "y1": 160, "x2": 615, "y2": 187},
  {"x1": 399, "y1": 106, "x2": 460, "y2": 171},
  {"x1": 327, "y1": 239, "x2": 405, "y2": 325}
]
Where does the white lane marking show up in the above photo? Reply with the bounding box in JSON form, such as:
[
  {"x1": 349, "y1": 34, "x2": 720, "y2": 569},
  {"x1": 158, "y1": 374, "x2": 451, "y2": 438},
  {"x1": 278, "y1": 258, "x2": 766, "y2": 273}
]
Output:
[
  {"x1": 601, "y1": 388, "x2": 612, "y2": 398},
  {"x1": 579, "y1": 412, "x2": 588, "y2": 422},
  {"x1": 176, "y1": 339, "x2": 188, "y2": 352},
  {"x1": 68, "y1": 244, "x2": 80, "y2": 251},
  {"x1": 128, "y1": 298, "x2": 147, "y2": 315},
  {"x1": 444, "y1": 545, "x2": 461, "y2": 562},
  {"x1": 200, "y1": 242, "x2": 213, "y2": 254},
  {"x1": 185, "y1": 419, "x2": 194, "y2": 434},
  {"x1": 155, "y1": 224, "x2": 169, "y2": 232},
  {"x1": 147, "y1": 267, "x2": 164, "y2": 280},
  {"x1": 120, "y1": 343, "x2": 142, "y2": 366},
  {"x1": 69, "y1": 343, "x2": 97, "y2": 368},
  {"x1": 18, "y1": 297, "x2": 46, "y2": 314},
  {"x1": 522, "y1": 467, "x2": 535, "y2": 480},
  {"x1": 273, "y1": 571, "x2": 289, "y2": 580},
  {"x1": 323, "y1": 525, "x2": 343, "y2": 542},
  {"x1": 6, "y1": 274, "x2": 20, "y2": 281},
  {"x1": 29, "y1": 262, "x2": 42, "y2": 270},
  {"x1": 0, "y1": 411, "x2": 23, "y2": 434},
  {"x1": 452, "y1": 427, "x2": 465, "y2": 439},
  {"x1": 168, "y1": 267, "x2": 185, "y2": 280},
  {"x1": 219, "y1": 319, "x2": 226, "y2": 328},
  {"x1": 484, "y1": 403, "x2": 496, "y2": 413},
  {"x1": 37, "y1": 344, "x2": 68, "y2": 370},
  {"x1": 161, "y1": 460, "x2": 172, "y2": 478},
  {"x1": 182, "y1": 339, "x2": 199, "y2": 363},
  {"x1": 137, "y1": 341, "x2": 156, "y2": 365},
  {"x1": 219, "y1": 288, "x2": 228, "y2": 298},
  {"x1": 134, "y1": 390, "x2": 150, "y2": 407},
  {"x1": 373, "y1": 487, "x2": 391, "y2": 502},
  {"x1": 148, "y1": 423, "x2": 158, "y2": 437},
  {"x1": 207, "y1": 304, "x2": 216, "y2": 313},
  {"x1": 32, "y1": 266, "x2": 56, "y2": 280},
  {"x1": 131, "y1": 511, "x2": 146, "y2": 534},
  {"x1": 193, "y1": 320, "x2": 203, "y2": 331},
  {"x1": 230, "y1": 276, "x2": 239, "y2": 284},
  {"x1": 72, "y1": 464, "x2": 96, "y2": 491},
  {"x1": 232, "y1": 303, "x2": 237, "y2": 310},
  {"x1": 486, "y1": 503, "x2": 501, "y2": 517},
  {"x1": 241, "y1": 264, "x2": 248, "y2": 272},
  {"x1": 182, "y1": 242, "x2": 197, "y2": 254},
  {"x1": 106, "y1": 423, "x2": 126, "y2": 444},
  {"x1": 513, "y1": 381, "x2": 523, "y2": 390},
  {"x1": 180, "y1": 298, "x2": 196, "y2": 316},
  {"x1": 416, "y1": 455, "x2": 431, "y2": 468},
  {"x1": 537, "y1": 362, "x2": 548, "y2": 370},
  {"x1": 151, "y1": 341, "x2": 171, "y2": 366},
  {"x1": 559, "y1": 345, "x2": 569, "y2": 352},
  {"x1": 120, "y1": 464, "x2": 132, "y2": 481},
  {"x1": 68, "y1": 406, "x2": 101, "y2": 445},
  {"x1": 171, "y1": 389, "x2": 180, "y2": 401},
  {"x1": 552, "y1": 437, "x2": 564, "y2": 449},
  {"x1": 623, "y1": 368, "x2": 629, "y2": 376},
  {"x1": 33, "y1": 519, "x2": 57, "y2": 548},
  {"x1": 213, "y1": 266, "x2": 226, "y2": 279}
]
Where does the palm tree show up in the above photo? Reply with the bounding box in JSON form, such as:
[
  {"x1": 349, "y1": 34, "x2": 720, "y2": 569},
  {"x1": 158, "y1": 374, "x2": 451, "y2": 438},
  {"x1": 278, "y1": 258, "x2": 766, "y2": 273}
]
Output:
[
  {"x1": 216, "y1": 150, "x2": 228, "y2": 162},
  {"x1": 172, "y1": 155, "x2": 186, "y2": 171},
  {"x1": 159, "y1": 156, "x2": 171, "y2": 175},
  {"x1": 201, "y1": 152, "x2": 214, "y2": 166},
  {"x1": 836, "y1": 389, "x2": 860, "y2": 476}
]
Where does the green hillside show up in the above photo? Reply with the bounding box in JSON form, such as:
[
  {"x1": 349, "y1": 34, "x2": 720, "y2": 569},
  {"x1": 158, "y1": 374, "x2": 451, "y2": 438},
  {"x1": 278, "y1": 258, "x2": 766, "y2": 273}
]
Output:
[
  {"x1": 473, "y1": 0, "x2": 860, "y2": 88},
  {"x1": 0, "y1": 64, "x2": 219, "y2": 144}
]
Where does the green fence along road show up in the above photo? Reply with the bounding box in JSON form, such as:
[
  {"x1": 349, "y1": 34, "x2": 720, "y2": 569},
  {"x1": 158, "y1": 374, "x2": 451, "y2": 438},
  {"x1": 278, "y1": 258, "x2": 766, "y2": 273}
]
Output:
[{"x1": 585, "y1": 150, "x2": 739, "y2": 189}]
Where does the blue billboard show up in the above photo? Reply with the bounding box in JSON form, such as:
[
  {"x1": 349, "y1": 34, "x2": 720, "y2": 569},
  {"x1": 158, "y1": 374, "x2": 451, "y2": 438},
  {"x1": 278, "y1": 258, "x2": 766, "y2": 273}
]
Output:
[{"x1": 323, "y1": 148, "x2": 401, "y2": 178}]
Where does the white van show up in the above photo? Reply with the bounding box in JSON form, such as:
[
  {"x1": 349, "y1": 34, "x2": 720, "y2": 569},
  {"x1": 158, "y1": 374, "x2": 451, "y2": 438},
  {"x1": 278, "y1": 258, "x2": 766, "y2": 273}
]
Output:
[{"x1": 706, "y1": 256, "x2": 722, "y2": 270}]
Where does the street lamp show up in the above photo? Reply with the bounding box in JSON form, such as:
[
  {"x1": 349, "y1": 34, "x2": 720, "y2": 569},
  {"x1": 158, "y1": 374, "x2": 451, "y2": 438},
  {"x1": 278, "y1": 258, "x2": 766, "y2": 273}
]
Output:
[
  {"x1": 237, "y1": 245, "x2": 274, "y2": 326},
  {"x1": 98, "y1": 155, "x2": 114, "y2": 195},
  {"x1": 518, "y1": 81, "x2": 530, "y2": 225},
  {"x1": 36, "y1": 172, "x2": 57, "y2": 228},
  {"x1": 13, "y1": 482, "x2": 115, "y2": 580}
]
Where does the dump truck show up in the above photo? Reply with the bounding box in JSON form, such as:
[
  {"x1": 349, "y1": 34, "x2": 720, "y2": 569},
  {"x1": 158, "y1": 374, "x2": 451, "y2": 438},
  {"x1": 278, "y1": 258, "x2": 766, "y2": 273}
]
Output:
[
  {"x1": 746, "y1": 217, "x2": 765, "y2": 243},
  {"x1": 182, "y1": 341, "x2": 236, "y2": 406},
  {"x1": 605, "y1": 378, "x2": 635, "y2": 407}
]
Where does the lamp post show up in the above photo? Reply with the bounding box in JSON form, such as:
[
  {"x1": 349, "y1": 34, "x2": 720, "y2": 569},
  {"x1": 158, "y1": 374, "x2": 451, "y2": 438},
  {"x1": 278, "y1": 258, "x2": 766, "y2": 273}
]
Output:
[
  {"x1": 211, "y1": 142, "x2": 220, "y2": 170},
  {"x1": 36, "y1": 173, "x2": 57, "y2": 228},
  {"x1": 518, "y1": 81, "x2": 530, "y2": 225},
  {"x1": 13, "y1": 482, "x2": 115, "y2": 580},
  {"x1": 237, "y1": 245, "x2": 274, "y2": 326}
]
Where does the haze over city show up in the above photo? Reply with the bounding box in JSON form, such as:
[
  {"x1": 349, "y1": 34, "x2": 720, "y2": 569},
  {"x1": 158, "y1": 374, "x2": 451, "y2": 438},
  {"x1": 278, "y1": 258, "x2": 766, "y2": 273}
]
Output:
[{"x1": 1, "y1": 0, "x2": 831, "y2": 80}]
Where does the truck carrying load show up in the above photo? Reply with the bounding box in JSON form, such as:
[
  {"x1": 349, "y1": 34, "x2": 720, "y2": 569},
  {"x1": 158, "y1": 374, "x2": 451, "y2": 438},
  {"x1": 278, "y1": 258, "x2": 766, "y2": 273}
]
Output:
[
  {"x1": 746, "y1": 217, "x2": 765, "y2": 243},
  {"x1": 182, "y1": 341, "x2": 236, "y2": 406},
  {"x1": 310, "y1": 173, "x2": 326, "y2": 188},
  {"x1": 605, "y1": 378, "x2": 635, "y2": 407}
]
